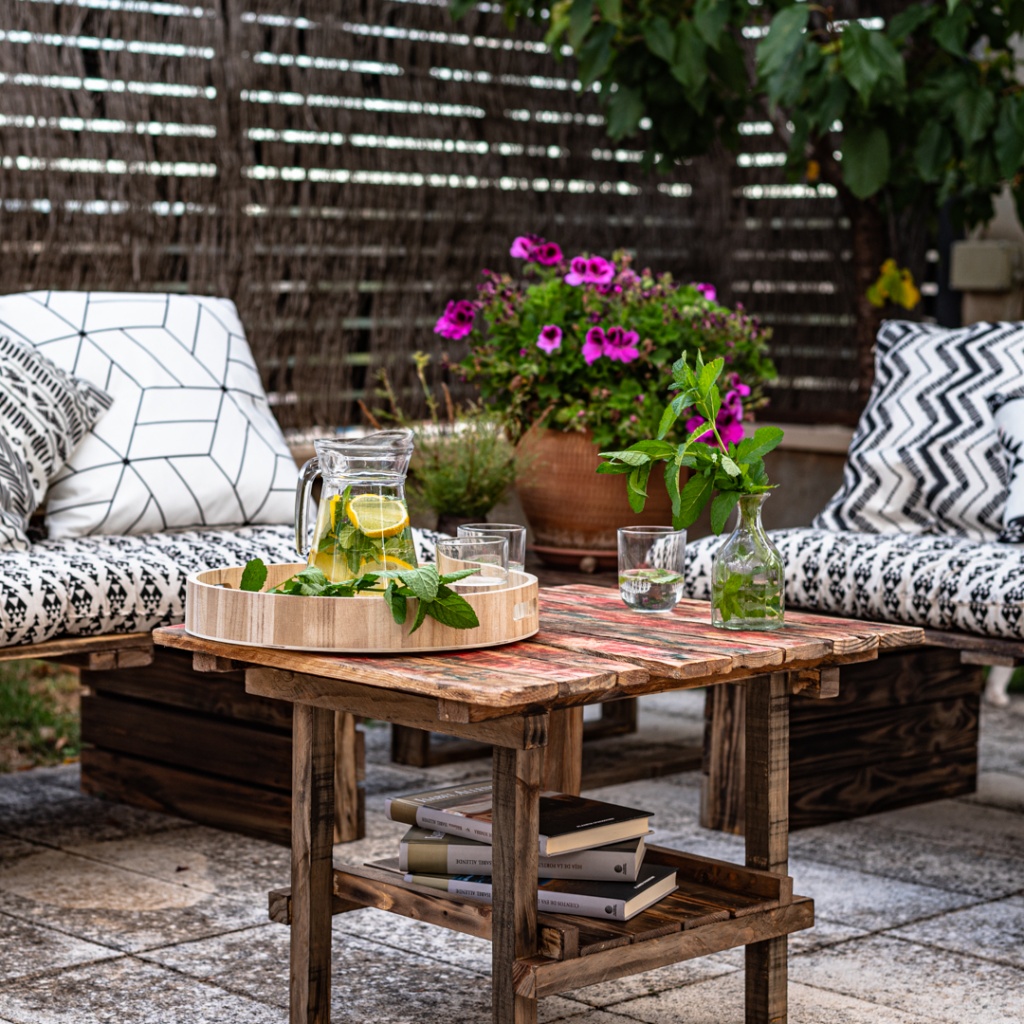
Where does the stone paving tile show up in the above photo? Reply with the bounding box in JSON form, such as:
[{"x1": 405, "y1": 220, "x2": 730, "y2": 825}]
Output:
[
  {"x1": 888, "y1": 894, "x2": 1024, "y2": 969},
  {"x1": 0, "y1": 956, "x2": 283, "y2": 1024},
  {"x1": 788, "y1": 933, "x2": 1024, "y2": 1024},
  {"x1": 603, "y1": 970, "x2": 945, "y2": 1023},
  {"x1": 788, "y1": 816, "x2": 1024, "y2": 900},
  {"x1": 0, "y1": 766, "x2": 78, "y2": 810},
  {"x1": 967, "y1": 771, "x2": 1024, "y2": 814},
  {"x1": 580, "y1": 778, "x2": 702, "y2": 835},
  {"x1": 0, "y1": 835, "x2": 38, "y2": 864},
  {"x1": 0, "y1": 913, "x2": 118, "y2": 983},
  {"x1": 0, "y1": 847, "x2": 266, "y2": 954}
]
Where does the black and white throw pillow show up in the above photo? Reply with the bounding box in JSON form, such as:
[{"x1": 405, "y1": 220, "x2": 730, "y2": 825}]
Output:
[
  {"x1": 0, "y1": 334, "x2": 113, "y2": 550},
  {"x1": 988, "y1": 390, "x2": 1024, "y2": 543},
  {"x1": 0, "y1": 292, "x2": 296, "y2": 539},
  {"x1": 814, "y1": 320, "x2": 1024, "y2": 541}
]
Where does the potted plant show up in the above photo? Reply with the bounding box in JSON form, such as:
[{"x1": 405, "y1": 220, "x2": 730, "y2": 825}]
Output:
[
  {"x1": 599, "y1": 354, "x2": 786, "y2": 630},
  {"x1": 370, "y1": 353, "x2": 518, "y2": 535},
  {"x1": 436, "y1": 233, "x2": 776, "y2": 565}
]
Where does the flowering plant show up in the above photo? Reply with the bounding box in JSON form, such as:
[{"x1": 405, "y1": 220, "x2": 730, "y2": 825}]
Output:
[{"x1": 437, "y1": 234, "x2": 776, "y2": 451}]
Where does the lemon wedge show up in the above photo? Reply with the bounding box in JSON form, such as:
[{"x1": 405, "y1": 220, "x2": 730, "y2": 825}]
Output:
[
  {"x1": 345, "y1": 493, "x2": 410, "y2": 539},
  {"x1": 359, "y1": 555, "x2": 415, "y2": 574}
]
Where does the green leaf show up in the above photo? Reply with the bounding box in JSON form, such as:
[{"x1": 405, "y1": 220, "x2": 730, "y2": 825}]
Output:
[
  {"x1": 657, "y1": 401, "x2": 680, "y2": 439},
  {"x1": 932, "y1": 4, "x2": 971, "y2": 57},
  {"x1": 643, "y1": 17, "x2": 676, "y2": 64},
  {"x1": 408, "y1": 596, "x2": 430, "y2": 635},
  {"x1": 756, "y1": 5, "x2": 809, "y2": 80},
  {"x1": 568, "y1": 0, "x2": 595, "y2": 49},
  {"x1": 383, "y1": 585, "x2": 408, "y2": 624},
  {"x1": 605, "y1": 85, "x2": 644, "y2": 140},
  {"x1": 915, "y1": 120, "x2": 953, "y2": 182},
  {"x1": 577, "y1": 21, "x2": 615, "y2": 88},
  {"x1": 450, "y1": 0, "x2": 476, "y2": 18},
  {"x1": 675, "y1": 472, "x2": 714, "y2": 529},
  {"x1": 995, "y1": 96, "x2": 1024, "y2": 180},
  {"x1": 665, "y1": 462, "x2": 683, "y2": 521},
  {"x1": 698, "y1": 356, "x2": 724, "y2": 396},
  {"x1": 627, "y1": 463, "x2": 651, "y2": 513},
  {"x1": 426, "y1": 593, "x2": 481, "y2": 630},
  {"x1": 694, "y1": 0, "x2": 729, "y2": 51},
  {"x1": 839, "y1": 23, "x2": 903, "y2": 104},
  {"x1": 841, "y1": 123, "x2": 890, "y2": 198},
  {"x1": 887, "y1": 5, "x2": 935, "y2": 42},
  {"x1": 718, "y1": 454, "x2": 741, "y2": 478},
  {"x1": 670, "y1": 20, "x2": 708, "y2": 95},
  {"x1": 734, "y1": 426, "x2": 784, "y2": 463},
  {"x1": 239, "y1": 558, "x2": 268, "y2": 593},
  {"x1": 596, "y1": 0, "x2": 621, "y2": 24},
  {"x1": 953, "y1": 88, "x2": 997, "y2": 147},
  {"x1": 603, "y1": 448, "x2": 651, "y2": 467},
  {"x1": 626, "y1": 439, "x2": 677, "y2": 460},
  {"x1": 710, "y1": 490, "x2": 740, "y2": 535},
  {"x1": 393, "y1": 563, "x2": 440, "y2": 602}
]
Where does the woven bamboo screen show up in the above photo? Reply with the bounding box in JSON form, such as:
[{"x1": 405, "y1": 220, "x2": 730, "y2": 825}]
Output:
[{"x1": 0, "y1": 0, "x2": 865, "y2": 430}]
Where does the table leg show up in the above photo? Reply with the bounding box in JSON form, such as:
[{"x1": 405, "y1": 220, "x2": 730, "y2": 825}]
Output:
[
  {"x1": 543, "y1": 707, "x2": 584, "y2": 794},
  {"x1": 744, "y1": 672, "x2": 790, "y2": 1024},
  {"x1": 292, "y1": 703, "x2": 335, "y2": 1024},
  {"x1": 491, "y1": 740, "x2": 542, "y2": 1024}
]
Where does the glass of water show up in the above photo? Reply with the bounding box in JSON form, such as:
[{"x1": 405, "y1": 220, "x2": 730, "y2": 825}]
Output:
[
  {"x1": 617, "y1": 526, "x2": 687, "y2": 612},
  {"x1": 457, "y1": 522, "x2": 527, "y2": 573},
  {"x1": 435, "y1": 535, "x2": 509, "y2": 590}
]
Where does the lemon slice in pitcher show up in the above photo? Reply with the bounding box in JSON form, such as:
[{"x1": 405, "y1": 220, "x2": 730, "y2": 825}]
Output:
[
  {"x1": 359, "y1": 555, "x2": 415, "y2": 574},
  {"x1": 345, "y1": 494, "x2": 410, "y2": 539}
]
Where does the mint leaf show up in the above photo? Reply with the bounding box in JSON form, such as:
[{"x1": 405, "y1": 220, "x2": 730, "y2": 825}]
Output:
[
  {"x1": 395, "y1": 564, "x2": 440, "y2": 602},
  {"x1": 426, "y1": 592, "x2": 481, "y2": 630},
  {"x1": 383, "y1": 584, "x2": 408, "y2": 624},
  {"x1": 408, "y1": 596, "x2": 430, "y2": 634},
  {"x1": 239, "y1": 558, "x2": 268, "y2": 593}
]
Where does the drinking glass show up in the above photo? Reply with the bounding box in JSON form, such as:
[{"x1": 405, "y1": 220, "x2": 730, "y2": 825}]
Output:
[
  {"x1": 457, "y1": 523, "x2": 527, "y2": 573},
  {"x1": 435, "y1": 536, "x2": 509, "y2": 590},
  {"x1": 617, "y1": 526, "x2": 687, "y2": 612}
]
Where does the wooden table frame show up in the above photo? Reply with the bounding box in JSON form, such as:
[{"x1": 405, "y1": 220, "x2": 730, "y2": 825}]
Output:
[{"x1": 154, "y1": 588, "x2": 922, "y2": 1024}]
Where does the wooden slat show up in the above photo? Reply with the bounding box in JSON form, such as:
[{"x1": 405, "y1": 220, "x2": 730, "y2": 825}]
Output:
[
  {"x1": 923, "y1": 628, "x2": 1024, "y2": 663},
  {"x1": 0, "y1": 632, "x2": 153, "y2": 663}
]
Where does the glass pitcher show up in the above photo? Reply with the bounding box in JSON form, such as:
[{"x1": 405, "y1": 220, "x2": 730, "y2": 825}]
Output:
[{"x1": 295, "y1": 429, "x2": 418, "y2": 583}]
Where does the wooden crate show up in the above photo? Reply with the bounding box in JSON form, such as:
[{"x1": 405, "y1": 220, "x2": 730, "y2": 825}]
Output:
[
  {"x1": 79, "y1": 647, "x2": 365, "y2": 845},
  {"x1": 702, "y1": 646, "x2": 985, "y2": 832}
]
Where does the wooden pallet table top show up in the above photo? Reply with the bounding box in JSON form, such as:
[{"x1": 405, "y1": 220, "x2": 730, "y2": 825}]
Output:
[{"x1": 153, "y1": 588, "x2": 923, "y2": 718}]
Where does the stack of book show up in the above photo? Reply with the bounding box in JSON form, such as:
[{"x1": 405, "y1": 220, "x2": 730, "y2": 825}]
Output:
[{"x1": 384, "y1": 781, "x2": 677, "y2": 921}]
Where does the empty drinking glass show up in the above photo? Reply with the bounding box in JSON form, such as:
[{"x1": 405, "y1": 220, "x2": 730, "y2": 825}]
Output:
[
  {"x1": 457, "y1": 523, "x2": 527, "y2": 573},
  {"x1": 617, "y1": 526, "x2": 687, "y2": 612},
  {"x1": 435, "y1": 535, "x2": 509, "y2": 590}
]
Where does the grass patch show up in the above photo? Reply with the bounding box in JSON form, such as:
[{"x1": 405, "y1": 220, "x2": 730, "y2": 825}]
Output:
[{"x1": 0, "y1": 660, "x2": 81, "y2": 772}]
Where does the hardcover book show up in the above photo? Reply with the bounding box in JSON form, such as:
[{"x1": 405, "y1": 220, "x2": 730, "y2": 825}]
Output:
[
  {"x1": 405, "y1": 863, "x2": 677, "y2": 922},
  {"x1": 385, "y1": 782, "x2": 652, "y2": 856},
  {"x1": 398, "y1": 826, "x2": 646, "y2": 881}
]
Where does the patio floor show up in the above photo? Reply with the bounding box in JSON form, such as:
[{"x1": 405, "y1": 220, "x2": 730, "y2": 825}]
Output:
[{"x1": 0, "y1": 689, "x2": 1022, "y2": 1024}]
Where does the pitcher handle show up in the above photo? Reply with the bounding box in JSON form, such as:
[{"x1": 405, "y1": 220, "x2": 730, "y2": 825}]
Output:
[{"x1": 295, "y1": 456, "x2": 320, "y2": 557}]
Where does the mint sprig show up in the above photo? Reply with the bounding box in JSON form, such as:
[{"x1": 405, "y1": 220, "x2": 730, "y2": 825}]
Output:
[{"x1": 236, "y1": 558, "x2": 481, "y2": 634}]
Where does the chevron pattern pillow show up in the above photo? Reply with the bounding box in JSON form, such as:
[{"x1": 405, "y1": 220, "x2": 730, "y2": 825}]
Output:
[
  {"x1": 0, "y1": 292, "x2": 296, "y2": 539},
  {"x1": 989, "y1": 390, "x2": 1024, "y2": 544},
  {"x1": 814, "y1": 321, "x2": 1024, "y2": 541},
  {"x1": 0, "y1": 335, "x2": 113, "y2": 550}
]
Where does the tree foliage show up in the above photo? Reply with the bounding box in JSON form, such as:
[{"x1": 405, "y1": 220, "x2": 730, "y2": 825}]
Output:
[{"x1": 460, "y1": 0, "x2": 1024, "y2": 235}]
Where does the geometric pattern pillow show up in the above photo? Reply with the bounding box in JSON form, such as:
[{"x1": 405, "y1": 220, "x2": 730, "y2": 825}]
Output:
[
  {"x1": 813, "y1": 320, "x2": 1024, "y2": 541},
  {"x1": 0, "y1": 292, "x2": 296, "y2": 538},
  {"x1": 682, "y1": 527, "x2": 1024, "y2": 639},
  {"x1": 988, "y1": 389, "x2": 1024, "y2": 543},
  {"x1": 0, "y1": 334, "x2": 113, "y2": 550}
]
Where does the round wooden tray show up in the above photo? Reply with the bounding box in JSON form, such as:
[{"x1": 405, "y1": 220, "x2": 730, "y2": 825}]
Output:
[{"x1": 184, "y1": 563, "x2": 539, "y2": 653}]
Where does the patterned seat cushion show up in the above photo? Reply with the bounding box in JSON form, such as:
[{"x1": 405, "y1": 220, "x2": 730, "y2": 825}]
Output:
[
  {"x1": 0, "y1": 526, "x2": 445, "y2": 648},
  {"x1": 684, "y1": 528, "x2": 1024, "y2": 640}
]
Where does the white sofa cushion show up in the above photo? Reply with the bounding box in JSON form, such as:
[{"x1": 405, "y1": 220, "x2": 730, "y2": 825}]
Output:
[
  {"x1": 0, "y1": 335, "x2": 112, "y2": 550},
  {"x1": 813, "y1": 320, "x2": 1024, "y2": 541},
  {"x1": 0, "y1": 292, "x2": 295, "y2": 539},
  {"x1": 0, "y1": 526, "x2": 445, "y2": 647},
  {"x1": 989, "y1": 389, "x2": 1024, "y2": 543},
  {"x1": 684, "y1": 528, "x2": 1024, "y2": 639}
]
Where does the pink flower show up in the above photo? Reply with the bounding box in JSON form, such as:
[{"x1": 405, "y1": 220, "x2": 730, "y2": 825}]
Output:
[
  {"x1": 685, "y1": 415, "x2": 715, "y2": 444},
  {"x1": 434, "y1": 299, "x2": 477, "y2": 340},
  {"x1": 533, "y1": 241, "x2": 563, "y2": 266},
  {"x1": 602, "y1": 326, "x2": 639, "y2": 363},
  {"x1": 510, "y1": 234, "x2": 542, "y2": 259},
  {"x1": 694, "y1": 282, "x2": 717, "y2": 302},
  {"x1": 537, "y1": 324, "x2": 562, "y2": 354},
  {"x1": 686, "y1": 383, "x2": 750, "y2": 446},
  {"x1": 565, "y1": 254, "x2": 615, "y2": 286},
  {"x1": 582, "y1": 326, "x2": 606, "y2": 364}
]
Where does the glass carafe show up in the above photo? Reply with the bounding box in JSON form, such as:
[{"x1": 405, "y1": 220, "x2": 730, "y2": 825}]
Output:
[{"x1": 295, "y1": 429, "x2": 418, "y2": 583}]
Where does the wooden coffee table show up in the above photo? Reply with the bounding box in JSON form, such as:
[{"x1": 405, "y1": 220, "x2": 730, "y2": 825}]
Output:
[{"x1": 154, "y1": 586, "x2": 922, "y2": 1024}]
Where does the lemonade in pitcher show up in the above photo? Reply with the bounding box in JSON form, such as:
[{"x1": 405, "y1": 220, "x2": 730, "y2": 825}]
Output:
[{"x1": 296, "y1": 430, "x2": 419, "y2": 583}]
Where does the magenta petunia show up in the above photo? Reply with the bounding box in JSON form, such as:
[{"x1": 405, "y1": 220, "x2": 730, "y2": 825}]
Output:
[
  {"x1": 602, "y1": 326, "x2": 640, "y2": 363},
  {"x1": 510, "y1": 234, "x2": 541, "y2": 259},
  {"x1": 564, "y1": 256, "x2": 590, "y2": 286},
  {"x1": 533, "y1": 242, "x2": 563, "y2": 266},
  {"x1": 586, "y1": 256, "x2": 615, "y2": 285},
  {"x1": 536, "y1": 324, "x2": 563, "y2": 354},
  {"x1": 582, "y1": 326, "x2": 606, "y2": 364},
  {"x1": 694, "y1": 281, "x2": 717, "y2": 302},
  {"x1": 433, "y1": 299, "x2": 477, "y2": 340}
]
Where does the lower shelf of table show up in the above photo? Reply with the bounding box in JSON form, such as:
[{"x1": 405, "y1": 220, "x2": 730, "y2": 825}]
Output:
[{"x1": 269, "y1": 845, "x2": 813, "y2": 999}]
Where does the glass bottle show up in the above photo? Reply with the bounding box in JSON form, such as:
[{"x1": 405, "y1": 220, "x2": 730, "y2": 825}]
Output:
[
  {"x1": 711, "y1": 493, "x2": 784, "y2": 630},
  {"x1": 295, "y1": 429, "x2": 418, "y2": 583}
]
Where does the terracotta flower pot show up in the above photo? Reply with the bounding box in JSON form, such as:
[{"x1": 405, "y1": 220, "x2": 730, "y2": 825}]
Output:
[{"x1": 515, "y1": 429, "x2": 677, "y2": 569}]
